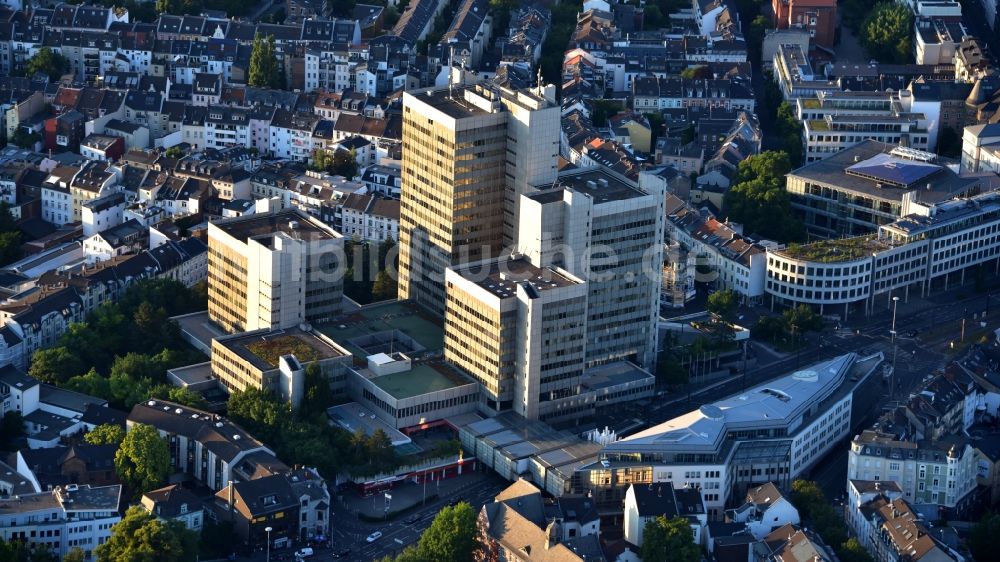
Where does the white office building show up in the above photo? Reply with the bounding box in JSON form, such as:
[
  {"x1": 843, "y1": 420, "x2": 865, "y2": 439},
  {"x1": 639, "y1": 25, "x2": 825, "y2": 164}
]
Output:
[{"x1": 0, "y1": 484, "x2": 121, "y2": 560}]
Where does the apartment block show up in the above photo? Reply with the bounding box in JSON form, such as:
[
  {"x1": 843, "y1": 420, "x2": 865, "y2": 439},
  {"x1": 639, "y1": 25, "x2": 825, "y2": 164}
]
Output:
[
  {"x1": 847, "y1": 429, "x2": 979, "y2": 515},
  {"x1": 398, "y1": 83, "x2": 559, "y2": 315},
  {"x1": 207, "y1": 208, "x2": 344, "y2": 334},
  {"x1": 961, "y1": 123, "x2": 1000, "y2": 174},
  {"x1": 772, "y1": 0, "x2": 837, "y2": 49},
  {"x1": 0, "y1": 484, "x2": 121, "y2": 560}
]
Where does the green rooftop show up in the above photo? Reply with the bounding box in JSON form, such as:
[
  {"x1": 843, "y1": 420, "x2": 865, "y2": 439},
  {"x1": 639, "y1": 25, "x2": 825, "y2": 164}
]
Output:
[
  {"x1": 808, "y1": 119, "x2": 829, "y2": 131},
  {"x1": 321, "y1": 301, "x2": 445, "y2": 358},
  {"x1": 370, "y1": 363, "x2": 473, "y2": 400},
  {"x1": 801, "y1": 99, "x2": 821, "y2": 109},
  {"x1": 245, "y1": 335, "x2": 322, "y2": 367},
  {"x1": 779, "y1": 236, "x2": 881, "y2": 263}
]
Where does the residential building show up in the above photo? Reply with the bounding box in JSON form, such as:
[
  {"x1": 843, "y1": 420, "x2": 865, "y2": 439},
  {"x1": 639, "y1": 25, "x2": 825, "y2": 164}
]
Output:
[
  {"x1": 337, "y1": 192, "x2": 400, "y2": 242},
  {"x1": 771, "y1": 0, "x2": 837, "y2": 49},
  {"x1": 207, "y1": 208, "x2": 344, "y2": 334},
  {"x1": 856, "y1": 495, "x2": 961, "y2": 562},
  {"x1": 847, "y1": 429, "x2": 979, "y2": 515},
  {"x1": 398, "y1": 82, "x2": 560, "y2": 315},
  {"x1": 15, "y1": 444, "x2": 118, "y2": 491},
  {"x1": 0, "y1": 484, "x2": 121, "y2": 560},
  {"x1": 477, "y1": 479, "x2": 603, "y2": 562},
  {"x1": 845, "y1": 479, "x2": 905, "y2": 554},
  {"x1": 141, "y1": 484, "x2": 204, "y2": 532},
  {"x1": 757, "y1": 524, "x2": 837, "y2": 562},
  {"x1": 79, "y1": 135, "x2": 125, "y2": 163},
  {"x1": 623, "y1": 482, "x2": 707, "y2": 547},
  {"x1": 631, "y1": 76, "x2": 755, "y2": 113},
  {"x1": 127, "y1": 399, "x2": 284, "y2": 491},
  {"x1": 961, "y1": 123, "x2": 1000, "y2": 174},
  {"x1": 725, "y1": 482, "x2": 800, "y2": 540}
]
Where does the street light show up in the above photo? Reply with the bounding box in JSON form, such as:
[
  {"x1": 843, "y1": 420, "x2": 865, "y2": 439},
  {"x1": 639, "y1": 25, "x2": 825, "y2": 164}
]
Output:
[
  {"x1": 890, "y1": 297, "x2": 899, "y2": 400},
  {"x1": 265, "y1": 526, "x2": 273, "y2": 562}
]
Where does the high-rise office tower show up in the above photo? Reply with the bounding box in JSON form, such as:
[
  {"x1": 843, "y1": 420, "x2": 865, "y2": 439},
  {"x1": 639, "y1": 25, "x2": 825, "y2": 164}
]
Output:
[
  {"x1": 518, "y1": 168, "x2": 665, "y2": 369},
  {"x1": 398, "y1": 82, "x2": 559, "y2": 315},
  {"x1": 207, "y1": 208, "x2": 344, "y2": 333}
]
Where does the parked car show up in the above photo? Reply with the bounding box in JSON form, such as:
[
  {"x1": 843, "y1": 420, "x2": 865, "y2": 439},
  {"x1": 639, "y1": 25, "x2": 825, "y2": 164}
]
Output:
[
  {"x1": 293, "y1": 548, "x2": 313, "y2": 560},
  {"x1": 332, "y1": 549, "x2": 351, "y2": 559},
  {"x1": 405, "y1": 514, "x2": 420, "y2": 524},
  {"x1": 366, "y1": 531, "x2": 383, "y2": 543}
]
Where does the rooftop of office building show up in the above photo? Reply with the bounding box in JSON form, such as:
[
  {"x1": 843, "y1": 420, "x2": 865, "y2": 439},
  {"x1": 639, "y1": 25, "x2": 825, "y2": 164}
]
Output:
[
  {"x1": 789, "y1": 141, "x2": 978, "y2": 204},
  {"x1": 773, "y1": 235, "x2": 896, "y2": 263},
  {"x1": 215, "y1": 327, "x2": 347, "y2": 371},
  {"x1": 406, "y1": 85, "x2": 499, "y2": 119},
  {"x1": 452, "y1": 256, "x2": 583, "y2": 299},
  {"x1": 605, "y1": 353, "x2": 862, "y2": 453},
  {"x1": 213, "y1": 208, "x2": 340, "y2": 243},
  {"x1": 363, "y1": 360, "x2": 476, "y2": 400},
  {"x1": 883, "y1": 190, "x2": 1000, "y2": 238},
  {"x1": 321, "y1": 300, "x2": 445, "y2": 357}
]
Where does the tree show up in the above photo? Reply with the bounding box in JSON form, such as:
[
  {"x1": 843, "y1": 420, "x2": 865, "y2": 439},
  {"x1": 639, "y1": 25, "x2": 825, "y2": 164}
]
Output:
[
  {"x1": 680, "y1": 65, "x2": 712, "y2": 80},
  {"x1": 0, "y1": 542, "x2": 58, "y2": 562},
  {"x1": 165, "y1": 146, "x2": 185, "y2": 159},
  {"x1": 748, "y1": 15, "x2": 769, "y2": 61},
  {"x1": 723, "y1": 151, "x2": 805, "y2": 243},
  {"x1": 248, "y1": 34, "x2": 283, "y2": 89},
  {"x1": 414, "y1": 502, "x2": 479, "y2": 562},
  {"x1": 331, "y1": 149, "x2": 359, "y2": 179},
  {"x1": 0, "y1": 410, "x2": 24, "y2": 450},
  {"x1": 861, "y1": 2, "x2": 913, "y2": 64},
  {"x1": 707, "y1": 289, "x2": 738, "y2": 322},
  {"x1": 85, "y1": 423, "x2": 126, "y2": 446},
  {"x1": 0, "y1": 231, "x2": 22, "y2": 266},
  {"x1": 372, "y1": 269, "x2": 398, "y2": 301},
  {"x1": 775, "y1": 102, "x2": 804, "y2": 167},
  {"x1": 25, "y1": 48, "x2": 70, "y2": 80},
  {"x1": 115, "y1": 423, "x2": 170, "y2": 497},
  {"x1": 163, "y1": 386, "x2": 208, "y2": 409},
  {"x1": 838, "y1": 538, "x2": 874, "y2": 562},
  {"x1": 969, "y1": 512, "x2": 1000, "y2": 562},
  {"x1": 97, "y1": 506, "x2": 197, "y2": 562},
  {"x1": 65, "y1": 368, "x2": 112, "y2": 400},
  {"x1": 29, "y1": 346, "x2": 85, "y2": 385},
  {"x1": 640, "y1": 515, "x2": 700, "y2": 562},
  {"x1": 10, "y1": 129, "x2": 41, "y2": 150},
  {"x1": 589, "y1": 99, "x2": 623, "y2": 127},
  {"x1": 64, "y1": 548, "x2": 86, "y2": 562}
]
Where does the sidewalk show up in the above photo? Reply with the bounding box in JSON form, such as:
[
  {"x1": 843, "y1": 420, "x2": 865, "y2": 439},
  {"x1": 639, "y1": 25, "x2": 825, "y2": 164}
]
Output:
[{"x1": 341, "y1": 470, "x2": 492, "y2": 519}]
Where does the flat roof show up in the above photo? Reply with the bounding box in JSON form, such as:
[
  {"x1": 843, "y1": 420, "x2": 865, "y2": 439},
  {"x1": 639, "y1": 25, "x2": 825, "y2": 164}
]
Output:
[
  {"x1": 368, "y1": 362, "x2": 475, "y2": 400},
  {"x1": 581, "y1": 361, "x2": 655, "y2": 391},
  {"x1": 532, "y1": 167, "x2": 647, "y2": 203},
  {"x1": 789, "y1": 140, "x2": 978, "y2": 204},
  {"x1": 216, "y1": 327, "x2": 346, "y2": 371},
  {"x1": 452, "y1": 257, "x2": 582, "y2": 299},
  {"x1": 606, "y1": 353, "x2": 858, "y2": 452},
  {"x1": 213, "y1": 208, "x2": 339, "y2": 243},
  {"x1": 327, "y1": 402, "x2": 411, "y2": 446},
  {"x1": 407, "y1": 86, "x2": 495, "y2": 119},
  {"x1": 846, "y1": 153, "x2": 943, "y2": 188},
  {"x1": 322, "y1": 301, "x2": 445, "y2": 356}
]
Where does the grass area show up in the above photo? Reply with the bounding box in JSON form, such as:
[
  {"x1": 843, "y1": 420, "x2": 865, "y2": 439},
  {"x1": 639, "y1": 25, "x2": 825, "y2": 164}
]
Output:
[
  {"x1": 322, "y1": 302, "x2": 445, "y2": 356},
  {"x1": 781, "y1": 237, "x2": 876, "y2": 263},
  {"x1": 801, "y1": 98, "x2": 821, "y2": 109},
  {"x1": 808, "y1": 119, "x2": 830, "y2": 131},
  {"x1": 245, "y1": 335, "x2": 321, "y2": 367}
]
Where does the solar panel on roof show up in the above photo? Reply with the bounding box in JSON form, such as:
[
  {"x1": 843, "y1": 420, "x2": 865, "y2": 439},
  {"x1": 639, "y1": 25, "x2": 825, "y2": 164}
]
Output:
[{"x1": 845, "y1": 153, "x2": 941, "y2": 188}]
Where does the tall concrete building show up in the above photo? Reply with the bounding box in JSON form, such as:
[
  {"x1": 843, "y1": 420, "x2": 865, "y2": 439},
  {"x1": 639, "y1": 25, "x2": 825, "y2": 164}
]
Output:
[
  {"x1": 444, "y1": 257, "x2": 589, "y2": 419},
  {"x1": 518, "y1": 167, "x2": 665, "y2": 369},
  {"x1": 398, "y1": 82, "x2": 560, "y2": 315},
  {"x1": 207, "y1": 208, "x2": 344, "y2": 333}
]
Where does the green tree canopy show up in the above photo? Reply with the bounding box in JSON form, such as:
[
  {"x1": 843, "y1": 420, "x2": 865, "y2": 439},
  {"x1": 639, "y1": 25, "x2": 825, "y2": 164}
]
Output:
[
  {"x1": 640, "y1": 515, "x2": 700, "y2": 562},
  {"x1": 29, "y1": 346, "x2": 85, "y2": 385},
  {"x1": 861, "y1": 2, "x2": 913, "y2": 64},
  {"x1": 722, "y1": 151, "x2": 805, "y2": 243},
  {"x1": 85, "y1": 423, "x2": 126, "y2": 446},
  {"x1": 372, "y1": 269, "x2": 398, "y2": 301},
  {"x1": 248, "y1": 34, "x2": 283, "y2": 89},
  {"x1": 707, "y1": 289, "x2": 738, "y2": 322},
  {"x1": 96, "y1": 506, "x2": 197, "y2": 562},
  {"x1": 680, "y1": 65, "x2": 712, "y2": 80},
  {"x1": 381, "y1": 503, "x2": 480, "y2": 562},
  {"x1": 25, "y1": 48, "x2": 70, "y2": 80},
  {"x1": 969, "y1": 512, "x2": 1000, "y2": 562},
  {"x1": 115, "y1": 423, "x2": 170, "y2": 497}
]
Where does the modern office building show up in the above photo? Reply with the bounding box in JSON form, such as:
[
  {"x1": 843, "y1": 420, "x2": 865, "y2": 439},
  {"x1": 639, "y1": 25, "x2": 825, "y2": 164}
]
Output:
[
  {"x1": 207, "y1": 207, "x2": 344, "y2": 333},
  {"x1": 0, "y1": 484, "x2": 122, "y2": 560},
  {"x1": 795, "y1": 91, "x2": 932, "y2": 162},
  {"x1": 518, "y1": 167, "x2": 664, "y2": 369},
  {"x1": 786, "y1": 141, "x2": 982, "y2": 238},
  {"x1": 570, "y1": 353, "x2": 879, "y2": 519},
  {"x1": 847, "y1": 429, "x2": 980, "y2": 516},
  {"x1": 210, "y1": 326, "x2": 353, "y2": 405},
  {"x1": 398, "y1": 82, "x2": 560, "y2": 315},
  {"x1": 766, "y1": 186, "x2": 1000, "y2": 314}
]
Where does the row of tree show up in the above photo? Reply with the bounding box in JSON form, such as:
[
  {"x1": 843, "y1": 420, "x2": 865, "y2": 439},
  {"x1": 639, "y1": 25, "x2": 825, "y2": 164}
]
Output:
[
  {"x1": 376, "y1": 503, "x2": 478, "y2": 562},
  {"x1": 752, "y1": 305, "x2": 824, "y2": 347},
  {"x1": 85, "y1": 423, "x2": 171, "y2": 499}
]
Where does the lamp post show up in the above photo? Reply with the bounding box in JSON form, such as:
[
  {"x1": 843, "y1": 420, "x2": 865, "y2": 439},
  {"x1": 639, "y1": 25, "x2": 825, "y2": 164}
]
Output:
[
  {"x1": 890, "y1": 296, "x2": 899, "y2": 400},
  {"x1": 265, "y1": 526, "x2": 273, "y2": 562}
]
